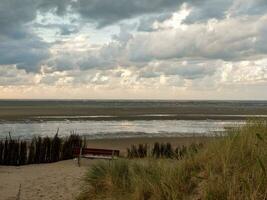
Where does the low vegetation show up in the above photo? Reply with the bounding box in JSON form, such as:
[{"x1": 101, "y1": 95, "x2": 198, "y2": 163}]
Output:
[
  {"x1": 127, "y1": 142, "x2": 203, "y2": 159},
  {"x1": 78, "y1": 120, "x2": 267, "y2": 200}
]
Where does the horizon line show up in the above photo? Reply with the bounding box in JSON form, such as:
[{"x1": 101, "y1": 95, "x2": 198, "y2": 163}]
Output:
[{"x1": 0, "y1": 98, "x2": 266, "y2": 101}]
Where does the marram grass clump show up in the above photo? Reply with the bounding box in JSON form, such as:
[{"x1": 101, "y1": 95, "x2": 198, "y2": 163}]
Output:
[
  {"x1": 78, "y1": 120, "x2": 267, "y2": 200},
  {"x1": 78, "y1": 159, "x2": 199, "y2": 200},
  {"x1": 198, "y1": 119, "x2": 267, "y2": 199},
  {"x1": 127, "y1": 142, "x2": 203, "y2": 159}
]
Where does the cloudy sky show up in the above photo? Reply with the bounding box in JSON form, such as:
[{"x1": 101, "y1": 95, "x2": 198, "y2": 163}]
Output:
[{"x1": 0, "y1": 0, "x2": 267, "y2": 99}]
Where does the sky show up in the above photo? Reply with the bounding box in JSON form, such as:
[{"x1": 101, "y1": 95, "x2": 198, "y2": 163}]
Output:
[{"x1": 0, "y1": 0, "x2": 267, "y2": 100}]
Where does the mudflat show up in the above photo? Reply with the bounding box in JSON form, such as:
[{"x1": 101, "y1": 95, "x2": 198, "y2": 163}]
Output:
[{"x1": 1, "y1": 100, "x2": 267, "y2": 121}]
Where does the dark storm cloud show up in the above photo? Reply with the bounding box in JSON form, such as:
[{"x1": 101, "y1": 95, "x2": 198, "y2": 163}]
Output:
[
  {"x1": 230, "y1": 0, "x2": 267, "y2": 16},
  {"x1": 71, "y1": 0, "x2": 182, "y2": 27},
  {"x1": 37, "y1": 0, "x2": 70, "y2": 15},
  {"x1": 183, "y1": 0, "x2": 232, "y2": 24},
  {"x1": 0, "y1": 0, "x2": 179, "y2": 31},
  {"x1": 0, "y1": 34, "x2": 50, "y2": 72},
  {"x1": 0, "y1": 0, "x2": 37, "y2": 34},
  {"x1": 0, "y1": 0, "x2": 50, "y2": 72},
  {"x1": 1, "y1": 0, "x2": 267, "y2": 34},
  {"x1": 70, "y1": 0, "x2": 267, "y2": 27},
  {"x1": 0, "y1": 0, "x2": 182, "y2": 73}
]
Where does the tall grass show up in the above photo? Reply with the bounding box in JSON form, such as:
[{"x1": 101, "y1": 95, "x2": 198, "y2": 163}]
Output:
[
  {"x1": 19, "y1": 141, "x2": 27, "y2": 165},
  {"x1": 127, "y1": 144, "x2": 148, "y2": 158},
  {"x1": 62, "y1": 133, "x2": 83, "y2": 160},
  {"x1": 78, "y1": 159, "x2": 199, "y2": 200},
  {"x1": 78, "y1": 120, "x2": 267, "y2": 200},
  {"x1": 0, "y1": 133, "x2": 83, "y2": 166},
  {"x1": 0, "y1": 140, "x2": 3, "y2": 164},
  {"x1": 127, "y1": 142, "x2": 202, "y2": 159},
  {"x1": 198, "y1": 119, "x2": 267, "y2": 199}
]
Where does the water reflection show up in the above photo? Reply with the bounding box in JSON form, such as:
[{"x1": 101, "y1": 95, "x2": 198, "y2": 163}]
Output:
[{"x1": 0, "y1": 120, "x2": 245, "y2": 139}]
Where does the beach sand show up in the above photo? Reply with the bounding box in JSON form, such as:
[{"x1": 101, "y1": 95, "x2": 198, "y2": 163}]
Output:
[
  {"x1": 0, "y1": 136, "x2": 211, "y2": 200},
  {"x1": 0, "y1": 159, "x2": 98, "y2": 200},
  {"x1": 86, "y1": 136, "x2": 212, "y2": 155}
]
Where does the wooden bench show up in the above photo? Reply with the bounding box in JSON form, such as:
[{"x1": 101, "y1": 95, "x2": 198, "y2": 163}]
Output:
[{"x1": 73, "y1": 147, "x2": 120, "y2": 166}]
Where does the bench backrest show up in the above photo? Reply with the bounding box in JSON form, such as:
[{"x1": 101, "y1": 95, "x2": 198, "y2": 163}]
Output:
[{"x1": 73, "y1": 147, "x2": 120, "y2": 157}]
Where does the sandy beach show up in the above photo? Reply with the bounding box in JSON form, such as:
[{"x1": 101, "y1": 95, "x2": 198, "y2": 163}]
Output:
[
  {"x1": 0, "y1": 159, "x2": 101, "y2": 200},
  {"x1": 0, "y1": 136, "x2": 210, "y2": 200},
  {"x1": 86, "y1": 136, "x2": 212, "y2": 155}
]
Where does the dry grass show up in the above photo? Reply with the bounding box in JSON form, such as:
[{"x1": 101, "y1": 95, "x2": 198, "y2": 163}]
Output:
[
  {"x1": 78, "y1": 120, "x2": 267, "y2": 200},
  {"x1": 198, "y1": 119, "x2": 267, "y2": 199}
]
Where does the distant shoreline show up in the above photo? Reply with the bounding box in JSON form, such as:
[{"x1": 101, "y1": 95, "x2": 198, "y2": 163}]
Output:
[
  {"x1": 1, "y1": 114, "x2": 267, "y2": 122},
  {"x1": 0, "y1": 100, "x2": 267, "y2": 121}
]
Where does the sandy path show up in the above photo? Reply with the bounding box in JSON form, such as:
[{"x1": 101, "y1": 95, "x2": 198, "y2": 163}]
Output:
[{"x1": 0, "y1": 159, "x2": 96, "y2": 200}]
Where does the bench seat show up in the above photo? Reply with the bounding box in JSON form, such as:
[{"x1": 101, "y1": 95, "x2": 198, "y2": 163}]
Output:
[
  {"x1": 82, "y1": 155, "x2": 116, "y2": 160},
  {"x1": 73, "y1": 147, "x2": 120, "y2": 160}
]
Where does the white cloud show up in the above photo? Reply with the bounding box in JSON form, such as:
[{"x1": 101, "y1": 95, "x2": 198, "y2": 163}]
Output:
[
  {"x1": 127, "y1": 15, "x2": 267, "y2": 62},
  {"x1": 0, "y1": 0, "x2": 267, "y2": 99}
]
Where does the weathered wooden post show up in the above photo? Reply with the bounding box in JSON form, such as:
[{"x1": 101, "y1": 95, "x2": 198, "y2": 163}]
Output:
[{"x1": 78, "y1": 147, "x2": 82, "y2": 167}]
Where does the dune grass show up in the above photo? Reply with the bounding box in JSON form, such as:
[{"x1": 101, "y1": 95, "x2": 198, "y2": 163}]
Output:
[{"x1": 78, "y1": 120, "x2": 267, "y2": 200}]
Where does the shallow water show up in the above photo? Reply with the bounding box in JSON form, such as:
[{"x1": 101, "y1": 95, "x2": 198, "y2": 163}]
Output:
[{"x1": 0, "y1": 119, "x2": 244, "y2": 139}]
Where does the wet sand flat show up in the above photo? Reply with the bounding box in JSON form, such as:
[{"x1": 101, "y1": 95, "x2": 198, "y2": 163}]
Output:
[{"x1": 1, "y1": 100, "x2": 267, "y2": 121}]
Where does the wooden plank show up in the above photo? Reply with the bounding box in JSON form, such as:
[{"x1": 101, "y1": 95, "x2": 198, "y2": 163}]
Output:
[{"x1": 82, "y1": 155, "x2": 115, "y2": 160}]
